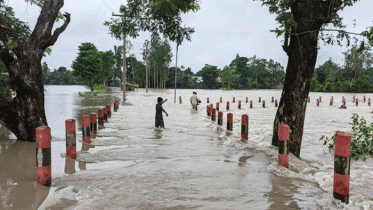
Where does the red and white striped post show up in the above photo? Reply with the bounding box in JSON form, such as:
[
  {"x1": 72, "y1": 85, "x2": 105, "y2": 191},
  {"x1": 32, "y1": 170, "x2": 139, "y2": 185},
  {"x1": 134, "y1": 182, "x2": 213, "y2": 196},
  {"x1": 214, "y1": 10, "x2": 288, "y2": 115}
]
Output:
[
  {"x1": 319, "y1": 96, "x2": 322, "y2": 102},
  {"x1": 103, "y1": 107, "x2": 108, "y2": 122},
  {"x1": 333, "y1": 131, "x2": 351, "y2": 204},
  {"x1": 227, "y1": 113, "x2": 233, "y2": 131},
  {"x1": 233, "y1": 97, "x2": 235, "y2": 103},
  {"x1": 207, "y1": 105, "x2": 210, "y2": 116},
  {"x1": 271, "y1": 96, "x2": 274, "y2": 103},
  {"x1": 220, "y1": 97, "x2": 222, "y2": 103},
  {"x1": 65, "y1": 119, "x2": 76, "y2": 159},
  {"x1": 275, "y1": 99, "x2": 278, "y2": 107},
  {"x1": 210, "y1": 103, "x2": 213, "y2": 109},
  {"x1": 179, "y1": 96, "x2": 182, "y2": 104},
  {"x1": 212, "y1": 108, "x2": 216, "y2": 121},
  {"x1": 90, "y1": 113, "x2": 97, "y2": 137},
  {"x1": 246, "y1": 97, "x2": 248, "y2": 103},
  {"x1": 238, "y1": 100, "x2": 241, "y2": 109},
  {"x1": 330, "y1": 97, "x2": 333, "y2": 106},
  {"x1": 218, "y1": 111, "x2": 223, "y2": 126},
  {"x1": 278, "y1": 124, "x2": 290, "y2": 168},
  {"x1": 226, "y1": 101, "x2": 230, "y2": 110},
  {"x1": 262, "y1": 100, "x2": 265, "y2": 108},
  {"x1": 364, "y1": 95, "x2": 366, "y2": 103},
  {"x1": 342, "y1": 97, "x2": 346, "y2": 106},
  {"x1": 316, "y1": 98, "x2": 320, "y2": 106},
  {"x1": 353, "y1": 96, "x2": 355, "y2": 103},
  {"x1": 216, "y1": 102, "x2": 220, "y2": 111},
  {"x1": 36, "y1": 126, "x2": 52, "y2": 186},
  {"x1": 106, "y1": 105, "x2": 111, "y2": 118},
  {"x1": 368, "y1": 98, "x2": 371, "y2": 106},
  {"x1": 241, "y1": 114, "x2": 248, "y2": 141},
  {"x1": 113, "y1": 101, "x2": 118, "y2": 112},
  {"x1": 82, "y1": 115, "x2": 90, "y2": 143},
  {"x1": 308, "y1": 96, "x2": 310, "y2": 103},
  {"x1": 98, "y1": 108, "x2": 104, "y2": 127},
  {"x1": 250, "y1": 100, "x2": 253, "y2": 109},
  {"x1": 356, "y1": 98, "x2": 358, "y2": 106},
  {"x1": 207, "y1": 97, "x2": 209, "y2": 103},
  {"x1": 259, "y1": 97, "x2": 261, "y2": 103}
]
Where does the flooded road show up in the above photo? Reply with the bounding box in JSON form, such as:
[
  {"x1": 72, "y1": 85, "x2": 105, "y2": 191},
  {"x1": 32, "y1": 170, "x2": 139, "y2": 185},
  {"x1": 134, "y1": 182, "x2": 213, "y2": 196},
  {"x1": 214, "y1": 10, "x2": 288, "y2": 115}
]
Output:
[{"x1": 1, "y1": 86, "x2": 373, "y2": 209}]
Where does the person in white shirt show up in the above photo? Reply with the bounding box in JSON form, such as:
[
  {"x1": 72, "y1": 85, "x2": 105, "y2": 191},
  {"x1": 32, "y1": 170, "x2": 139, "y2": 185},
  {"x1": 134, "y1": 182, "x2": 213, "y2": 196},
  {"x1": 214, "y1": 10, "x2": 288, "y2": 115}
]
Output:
[{"x1": 190, "y1": 91, "x2": 201, "y2": 110}]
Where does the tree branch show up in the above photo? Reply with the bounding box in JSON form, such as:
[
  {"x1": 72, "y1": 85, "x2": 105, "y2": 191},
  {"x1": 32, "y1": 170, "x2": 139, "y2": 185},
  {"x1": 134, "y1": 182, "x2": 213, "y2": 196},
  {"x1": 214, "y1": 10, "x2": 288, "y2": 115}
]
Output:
[{"x1": 43, "y1": 12, "x2": 71, "y2": 50}]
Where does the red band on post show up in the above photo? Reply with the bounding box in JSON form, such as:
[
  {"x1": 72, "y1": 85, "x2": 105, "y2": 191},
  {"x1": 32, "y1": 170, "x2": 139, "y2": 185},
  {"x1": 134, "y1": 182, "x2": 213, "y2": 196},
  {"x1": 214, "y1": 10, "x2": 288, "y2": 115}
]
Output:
[
  {"x1": 278, "y1": 124, "x2": 289, "y2": 141},
  {"x1": 333, "y1": 173, "x2": 350, "y2": 195},
  {"x1": 278, "y1": 154, "x2": 289, "y2": 168},
  {"x1": 335, "y1": 132, "x2": 351, "y2": 157}
]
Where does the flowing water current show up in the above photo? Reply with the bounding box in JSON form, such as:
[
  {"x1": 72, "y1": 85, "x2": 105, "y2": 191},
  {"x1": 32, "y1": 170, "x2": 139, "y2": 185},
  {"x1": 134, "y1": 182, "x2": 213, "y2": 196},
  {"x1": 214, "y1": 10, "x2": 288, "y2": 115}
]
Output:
[{"x1": 1, "y1": 85, "x2": 373, "y2": 209}]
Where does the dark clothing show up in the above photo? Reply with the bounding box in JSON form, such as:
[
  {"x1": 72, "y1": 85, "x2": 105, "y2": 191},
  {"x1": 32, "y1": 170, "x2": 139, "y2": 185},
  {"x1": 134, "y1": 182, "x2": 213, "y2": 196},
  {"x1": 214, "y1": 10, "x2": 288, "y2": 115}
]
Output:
[{"x1": 155, "y1": 103, "x2": 164, "y2": 128}]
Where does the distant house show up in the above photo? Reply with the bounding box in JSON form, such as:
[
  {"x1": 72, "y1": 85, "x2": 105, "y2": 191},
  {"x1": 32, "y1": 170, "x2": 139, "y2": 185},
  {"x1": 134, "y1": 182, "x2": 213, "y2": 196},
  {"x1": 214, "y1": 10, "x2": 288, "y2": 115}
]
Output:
[{"x1": 192, "y1": 76, "x2": 203, "y2": 83}]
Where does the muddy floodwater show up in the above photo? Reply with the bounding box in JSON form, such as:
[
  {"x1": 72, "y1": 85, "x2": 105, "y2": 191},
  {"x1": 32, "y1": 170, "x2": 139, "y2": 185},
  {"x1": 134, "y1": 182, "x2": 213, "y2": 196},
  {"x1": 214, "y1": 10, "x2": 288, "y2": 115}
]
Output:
[{"x1": 1, "y1": 85, "x2": 373, "y2": 209}]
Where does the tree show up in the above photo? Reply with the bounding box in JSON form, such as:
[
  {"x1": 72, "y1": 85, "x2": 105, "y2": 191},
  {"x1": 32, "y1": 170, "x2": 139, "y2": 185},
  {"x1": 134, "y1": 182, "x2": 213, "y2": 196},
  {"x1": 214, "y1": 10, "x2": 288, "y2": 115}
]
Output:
[
  {"x1": 113, "y1": 45, "x2": 123, "y2": 86},
  {"x1": 197, "y1": 64, "x2": 221, "y2": 89},
  {"x1": 0, "y1": 0, "x2": 70, "y2": 141},
  {"x1": 72, "y1": 43, "x2": 103, "y2": 91},
  {"x1": 256, "y1": 0, "x2": 364, "y2": 157},
  {"x1": 219, "y1": 67, "x2": 238, "y2": 89},
  {"x1": 99, "y1": 50, "x2": 115, "y2": 85},
  {"x1": 42, "y1": 62, "x2": 51, "y2": 85}
]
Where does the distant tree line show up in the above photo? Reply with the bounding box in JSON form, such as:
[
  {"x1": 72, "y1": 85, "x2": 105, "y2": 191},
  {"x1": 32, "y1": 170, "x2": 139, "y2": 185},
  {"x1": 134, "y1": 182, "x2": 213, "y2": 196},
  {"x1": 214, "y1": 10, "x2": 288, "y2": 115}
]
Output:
[{"x1": 311, "y1": 46, "x2": 373, "y2": 93}]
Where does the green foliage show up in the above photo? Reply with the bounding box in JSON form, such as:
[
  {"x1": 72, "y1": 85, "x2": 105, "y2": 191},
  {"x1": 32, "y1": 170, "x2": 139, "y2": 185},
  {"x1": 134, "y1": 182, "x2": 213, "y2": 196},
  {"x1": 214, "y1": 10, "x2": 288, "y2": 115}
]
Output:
[
  {"x1": 311, "y1": 46, "x2": 373, "y2": 93},
  {"x1": 320, "y1": 113, "x2": 373, "y2": 161},
  {"x1": 99, "y1": 50, "x2": 115, "y2": 85},
  {"x1": 72, "y1": 43, "x2": 103, "y2": 90},
  {"x1": 0, "y1": 60, "x2": 11, "y2": 99}
]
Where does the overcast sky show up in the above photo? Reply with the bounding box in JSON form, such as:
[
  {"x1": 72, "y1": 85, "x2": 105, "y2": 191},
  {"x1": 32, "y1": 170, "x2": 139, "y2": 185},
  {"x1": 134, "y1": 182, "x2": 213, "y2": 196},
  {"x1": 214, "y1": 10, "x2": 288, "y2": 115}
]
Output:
[{"x1": 7, "y1": 0, "x2": 373, "y2": 73}]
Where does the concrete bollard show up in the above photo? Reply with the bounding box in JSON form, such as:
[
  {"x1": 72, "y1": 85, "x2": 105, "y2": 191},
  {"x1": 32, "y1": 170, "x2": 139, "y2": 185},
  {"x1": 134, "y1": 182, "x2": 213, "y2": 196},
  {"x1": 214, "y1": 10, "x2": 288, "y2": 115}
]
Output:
[
  {"x1": 36, "y1": 126, "x2": 52, "y2": 186},
  {"x1": 356, "y1": 98, "x2": 358, "y2": 106},
  {"x1": 233, "y1": 97, "x2": 235, "y2": 103},
  {"x1": 207, "y1": 105, "x2": 210, "y2": 116},
  {"x1": 208, "y1": 105, "x2": 212, "y2": 117},
  {"x1": 106, "y1": 105, "x2": 111, "y2": 118},
  {"x1": 353, "y1": 96, "x2": 355, "y2": 103},
  {"x1": 275, "y1": 99, "x2": 278, "y2": 107},
  {"x1": 216, "y1": 102, "x2": 220, "y2": 111},
  {"x1": 227, "y1": 113, "x2": 233, "y2": 131},
  {"x1": 262, "y1": 100, "x2": 265, "y2": 108},
  {"x1": 103, "y1": 107, "x2": 108, "y2": 122},
  {"x1": 238, "y1": 100, "x2": 241, "y2": 109},
  {"x1": 226, "y1": 101, "x2": 230, "y2": 110},
  {"x1": 65, "y1": 119, "x2": 76, "y2": 159},
  {"x1": 319, "y1": 96, "x2": 322, "y2": 102},
  {"x1": 241, "y1": 114, "x2": 248, "y2": 140},
  {"x1": 271, "y1": 97, "x2": 274, "y2": 103},
  {"x1": 82, "y1": 115, "x2": 90, "y2": 143},
  {"x1": 218, "y1": 111, "x2": 223, "y2": 126},
  {"x1": 330, "y1": 98, "x2": 333, "y2": 106},
  {"x1": 210, "y1": 103, "x2": 213, "y2": 109},
  {"x1": 308, "y1": 96, "x2": 310, "y2": 103},
  {"x1": 342, "y1": 96, "x2": 344, "y2": 103},
  {"x1": 90, "y1": 113, "x2": 97, "y2": 137},
  {"x1": 259, "y1": 97, "x2": 261, "y2": 103},
  {"x1": 212, "y1": 108, "x2": 216, "y2": 121},
  {"x1": 317, "y1": 98, "x2": 320, "y2": 106},
  {"x1": 250, "y1": 100, "x2": 253, "y2": 109},
  {"x1": 246, "y1": 97, "x2": 248, "y2": 103},
  {"x1": 207, "y1": 97, "x2": 209, "y2": 103},
  {"x1": 333, "y1": 131, "x2": 351, "y2": 204},
  {"x1": 179, "y1": 96, "x2": 182, "y2": 104},
  {"x1": 342, "y1": 98, "x2": 346, "y2": 106},
  {"x1": 369, "y1": 98, "x2": 371, "y2": 106},
  {"x1": 278, "y1": 124, "x2": 290, "y2": 168},
  {"x1": 364, "y1": 95, "x2": 366, "y2": 103},
  {"x1": 98, "y1": 108, "x2": 104, "y2": 127},
  {"x1": 220, "y1": 97, "x2": 222, "y2": 103},
  {"x1": 64, "y1": 156, "x2": 76, "y2": 175},
  {"x1": 113, "y1": 101, "x2": 118, "y2": 112}
]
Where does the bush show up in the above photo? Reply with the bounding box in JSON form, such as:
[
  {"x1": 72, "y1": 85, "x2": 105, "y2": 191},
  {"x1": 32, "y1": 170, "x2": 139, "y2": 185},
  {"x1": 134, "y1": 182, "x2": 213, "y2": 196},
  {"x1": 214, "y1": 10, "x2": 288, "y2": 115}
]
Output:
[{"x1": 320, "y1": 113, "x2": 373, "y2": 160}]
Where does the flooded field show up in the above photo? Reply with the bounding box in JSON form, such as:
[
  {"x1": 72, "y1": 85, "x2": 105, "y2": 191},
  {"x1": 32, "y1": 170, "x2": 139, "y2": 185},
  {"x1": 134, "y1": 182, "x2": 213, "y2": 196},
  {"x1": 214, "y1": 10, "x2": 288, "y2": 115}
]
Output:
[{"x1": 1, "y1": 86, "x2": 373, "y2": 209}]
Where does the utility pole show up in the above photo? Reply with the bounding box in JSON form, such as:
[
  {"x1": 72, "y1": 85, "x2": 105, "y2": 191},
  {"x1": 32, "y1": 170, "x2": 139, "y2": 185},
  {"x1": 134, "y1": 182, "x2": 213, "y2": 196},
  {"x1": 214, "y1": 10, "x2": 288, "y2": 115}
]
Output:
[
  {"x1": 112, "y1": 13, "x2": 127, "y2": 103},
  {"x1": 174, "y1": 44, "x2": 179, "y2": 103}
]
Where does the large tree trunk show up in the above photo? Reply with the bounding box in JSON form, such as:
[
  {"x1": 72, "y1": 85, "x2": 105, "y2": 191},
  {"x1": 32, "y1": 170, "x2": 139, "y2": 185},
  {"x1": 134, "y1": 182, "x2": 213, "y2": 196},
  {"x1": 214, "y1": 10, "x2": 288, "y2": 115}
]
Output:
[
  {"x1": 272, "y1": 1, "x2": 332, "y2": 157},
  {"x1": 0, "y1": 0, "x2": 70, "y2": 142}
]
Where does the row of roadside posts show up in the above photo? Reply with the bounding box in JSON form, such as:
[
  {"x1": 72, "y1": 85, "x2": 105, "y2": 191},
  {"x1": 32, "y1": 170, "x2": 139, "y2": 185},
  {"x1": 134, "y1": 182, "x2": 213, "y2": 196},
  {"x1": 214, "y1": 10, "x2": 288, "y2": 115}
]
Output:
[
  {"x1": 203, "y1": 96, "x2": 352, "y2": 205},
  {"x1": 36, "y1": 99, "x2": 121, "y2": 186}
]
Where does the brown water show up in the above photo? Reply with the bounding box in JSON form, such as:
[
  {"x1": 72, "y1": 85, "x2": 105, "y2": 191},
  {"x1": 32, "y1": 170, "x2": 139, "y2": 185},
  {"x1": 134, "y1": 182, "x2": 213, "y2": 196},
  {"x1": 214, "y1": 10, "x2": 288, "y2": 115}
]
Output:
[{"x1": 1, "y1": 86, "x2": 373, "y2": 209}]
